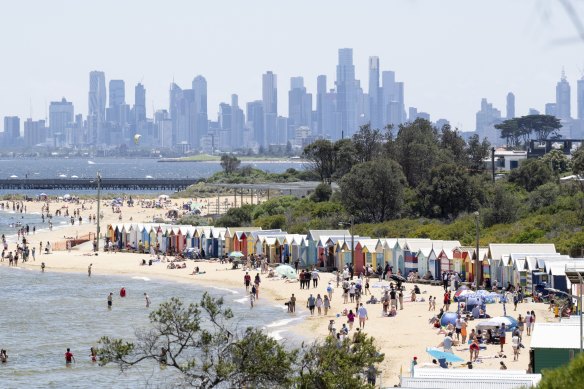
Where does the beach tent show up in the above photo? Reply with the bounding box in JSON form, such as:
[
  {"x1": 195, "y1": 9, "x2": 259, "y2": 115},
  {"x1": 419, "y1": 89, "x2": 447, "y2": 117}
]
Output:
[{"x1": 439, "y1": 312, "x2": 459, "y2": 327}]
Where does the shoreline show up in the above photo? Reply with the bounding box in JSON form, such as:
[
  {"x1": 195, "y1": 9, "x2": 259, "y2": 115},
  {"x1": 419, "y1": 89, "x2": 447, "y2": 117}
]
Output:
[{"x1": 1, "y1": 198, "x2": 558, "y2": 386}]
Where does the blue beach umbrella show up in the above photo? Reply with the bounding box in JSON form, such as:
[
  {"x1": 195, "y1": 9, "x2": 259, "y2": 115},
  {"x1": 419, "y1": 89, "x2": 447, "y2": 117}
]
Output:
[
  {"x1": 426, "y1": 347, "x2": 465, "y2": 363},
  {"x1": 275, "y1": 264, "x2": 297, "y2": 279}
]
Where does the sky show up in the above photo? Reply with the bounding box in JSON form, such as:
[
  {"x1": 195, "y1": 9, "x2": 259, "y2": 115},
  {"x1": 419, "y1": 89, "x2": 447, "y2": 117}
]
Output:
[{"x1": 0, "y1": 0, "x2": 582, "y2": 132}]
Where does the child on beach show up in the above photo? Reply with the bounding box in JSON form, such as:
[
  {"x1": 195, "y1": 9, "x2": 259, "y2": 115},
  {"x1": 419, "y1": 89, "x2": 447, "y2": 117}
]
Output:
[{"x1": 428, "y1": 296, "x2": 433, "y2": 311}]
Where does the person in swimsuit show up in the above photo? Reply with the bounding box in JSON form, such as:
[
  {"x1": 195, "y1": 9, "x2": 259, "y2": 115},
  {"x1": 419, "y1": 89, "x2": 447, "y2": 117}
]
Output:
[{"x1": 65, "y1": 348, "x2": 75, "y2": 364}]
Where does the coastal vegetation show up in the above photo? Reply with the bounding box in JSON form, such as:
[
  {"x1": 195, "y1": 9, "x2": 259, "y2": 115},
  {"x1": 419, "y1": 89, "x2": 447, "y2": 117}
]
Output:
[
  {"x1": 207, "y1": 118, "x2": 584, "y2": 256},
  {"x1": 98, "y1": 294, "x2": 383, "y2": 388}
]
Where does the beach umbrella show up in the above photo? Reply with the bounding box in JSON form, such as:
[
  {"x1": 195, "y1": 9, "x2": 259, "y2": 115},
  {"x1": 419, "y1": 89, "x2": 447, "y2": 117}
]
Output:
[
  {"x1": 39, "y1": 193, "x2": 47, "y2": 197},
  {"x1": 439, "y1": 312, "x2": 459, "y2": 327},
  {"x1": 275, "y1": 264, "x2": 297, "y2": 279},
  {"x1": 228, "y1": 251, "x2": 244, "y2": 258},
  {"x1": 475, "y1": 316, "x2": 518, "y2": 332},
  {"x1": 454, "y1": 289, "x2": 474, "y2": 301},
  {"x1": 63, "y1": 194, "x2": 71, "y2": 199},
  {"x1": 426, "y1": 347, "x2": 465, "y2": 363}
]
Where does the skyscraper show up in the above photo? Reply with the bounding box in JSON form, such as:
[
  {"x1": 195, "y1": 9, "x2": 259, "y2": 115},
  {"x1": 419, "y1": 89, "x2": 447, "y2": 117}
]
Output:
[
  {"x1": 368, "y1": 56, "x2": 381, "y2": 129},
  {"x1": 107, "y1": 80, "x2": 126, "y2": 124},
  {"x1": 475, "y1": 98, "x2": 502, "y2": 145},
  {"x1": 336, "y1": 48, "x2": 356, "y2": 138},
  {"x1": 316, "y1": 75, "x2": 327, "y2": 136},
  {"x1": 288, "y1": 76, "x2": 312, "y2": 137},
  {"x1": 556, "y1": 70, "x2": 571, "y2": 120},
  {"x1": 262, "y1": 71, "x2": 277, "y2": 146},
  {"x1": 88, "y1": 71, "x2": 106, "y2": 144},
  {"x1": 49, "y1": 98, "x2": 74, "y2": 139},
  {"x1": 246, "y1": 100, "x2": 264, "y2": 147},
  {"x1": 577, "y1": 77, "x2": 584, "y2": 120},
  {"x1": 192, "y1": 75, "x2": 209, "y2": 145},
  {"x1": 4, "y1": 116, "x2": 20, "y2": 141},
  {"x1": 506, "y1": 92, "x2": 515, "y2": 119},
  {"x1": 134, "y1": 83, "x2": 146, "y2": 123}
]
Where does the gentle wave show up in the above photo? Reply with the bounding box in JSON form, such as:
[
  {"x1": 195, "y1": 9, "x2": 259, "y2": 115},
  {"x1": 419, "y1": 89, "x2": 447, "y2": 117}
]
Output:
[
  {"x1": 131, "y1": 276, "x2": 151, "y2": 281},
  {"x1": 265, "y1": 317, "x2": 303, "y2": 328},
  {"x1": 210, "y1": 286, "x2": 239, "y2": 294}
]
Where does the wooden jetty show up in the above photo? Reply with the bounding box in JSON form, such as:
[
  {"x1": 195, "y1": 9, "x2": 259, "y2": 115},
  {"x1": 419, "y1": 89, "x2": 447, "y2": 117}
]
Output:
[{"x1": 0, "y1": 178, "x2": 198, "y2": 191}]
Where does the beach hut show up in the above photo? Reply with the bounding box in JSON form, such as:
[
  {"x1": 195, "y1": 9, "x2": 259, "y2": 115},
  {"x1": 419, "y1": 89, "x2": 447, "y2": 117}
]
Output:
[
  {"x1": 416, "y1": 248, "x2": 435, "y2": 279},
  {"x1": 403, "y1": 239, "x2": 433, "y2": 275},
  {"x1": 524, "y1": 254, "x2": 568, "y2": 294},
  {"x1": 531, "y1": 321, "x2": 581, "y2": 374},
  {"x1": 488, "y1": 244, "x2": 557, "y2": 287},
  {"x1": 359, "y1": 239, "x2": 380, "y2": 270},
  {"x1": 306, "y1": 230, "x2": 350, "y2": 268}
]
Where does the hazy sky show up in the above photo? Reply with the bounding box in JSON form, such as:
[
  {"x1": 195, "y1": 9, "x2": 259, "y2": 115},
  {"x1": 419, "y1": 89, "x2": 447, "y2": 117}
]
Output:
[{"x1": 0, "y1": 0, "x2": 582, "y2": 131}]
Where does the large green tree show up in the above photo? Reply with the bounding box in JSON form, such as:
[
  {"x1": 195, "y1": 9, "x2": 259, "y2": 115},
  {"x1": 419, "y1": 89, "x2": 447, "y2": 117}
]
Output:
[
  {"x1": 466, "y1": 134, "x2": 491, "y2": 173},
  {"x1": 339, "y1": 158, "x2": 406, "y2": 223},
  {"x1": 509, "y1": 158, "x2": 555, "y2": 191},
  {"x1": 97, "y1": 295, "x2": 296, "y2": 388},
  {"x1": 333, "y1": 138, "x2": 359, "y2": 179},
  {"x1": 417, "y1": 163, "x2": 482, "y2": 219},
  {"x1": 220, "y1": 154, "x2": 241, "y2": 175},
  {"x1": 393, "y1": 119, "x2": 444, "y2": 187},
  {"x1": 537, "y1": 353, "x2": 584, "y2": 389},
  {"x1": 297, "y1": 332, "x2": 384, "y2": 389},
  {"x1": 352, "y1": 123, "x2": 384, "y2": 163},
  {"x1": 303, "y1": 140, "x2": 335, "y2": 181}
]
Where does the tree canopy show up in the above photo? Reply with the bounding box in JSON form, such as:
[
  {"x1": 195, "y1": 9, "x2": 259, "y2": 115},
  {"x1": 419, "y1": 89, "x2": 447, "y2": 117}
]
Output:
[
  {"x1": 220, "y1": 154, "x2": 241, "y2": 175},
  {"x1": 496, "y1": 115, "x2": 562, "y2": 148}
]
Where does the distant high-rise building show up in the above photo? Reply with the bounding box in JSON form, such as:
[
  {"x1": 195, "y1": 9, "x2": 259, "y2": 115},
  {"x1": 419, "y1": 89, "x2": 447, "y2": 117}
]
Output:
[
  {"x1": 88, "y1": 71, "x2": 106, "y2": 144},
  {"x1": 336, "y1": 48, "x2": 357, "y2": 138},
  {"x1": 23, "y1": 118, "x2": 46, "y2": 147},
  {"x1": 49, "y1": 98, "x2": 74, "y2": 140},
  {"x1": 545, "y1": 103, "x2": 557, "y2": 117},
  {"x1": 475, "y1": 98, "x2": 502, "y2": 145},
  {"x1": 288, "y1": 76, "x2": 312, "y2": 139},
  {"x1": 192, "y1": 75, "x2": 209, "y2": 145},
  {"x1": 230, "y1": 94, "x2": 245, "y2": 148},
  {"x1": 262, "y1": 71, "x2": 277, "y2": 146},
  {"x1": 247, "y1": 100, "x2": 264, "y2": 146},
  {"x1": 368, "y1": 56, "x2": 381, "y2": 129},
  {"x1": 316, "y1": 75, "x2": 327, "y2": 136},
  {"x1": 134, "y1": 83, "x2": 146, "y2": 123},
  {"x1": 381, "y1": 71, "x2": 404, "y2": 126},
  {"x1": 556, "y1": 70, "x2": 571, "y2": 120},
  {"x1": 577, "y1": 77, "x2": 584, "y2": 120},
  {"x1": 4, "y1": 116, "x2": 20, "y2": 141},
  {"x1": 506, "y1": 92, "x2": 515, "y2": 119},
  {"x1": 109, "y1": 80, "x2": 125, "y2": 108}
]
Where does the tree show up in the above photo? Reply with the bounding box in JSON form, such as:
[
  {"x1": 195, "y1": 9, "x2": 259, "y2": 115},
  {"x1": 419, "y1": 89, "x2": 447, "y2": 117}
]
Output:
[
  {"x1": 332, "y1": 138, "x2": 359, "y2": 180},
  {"x1": 303, "y1": 140, "x2": 335, "y2": 181},
  {"x1": 509, "y1": 158, "x2": 554, "y2": 191},
  {"x1": 417, "y1": 163, "x2": 481, "y2": 219},
  {"x1": 339, "y1": 158, "x2": 406, "y2": 223},
  {"x1": 393, "y1": 119, "x2": 444, "y2": 187},
  {"x1": 467, "y1": 134, "x2": 491, "y2": 173},
  {"x1": 297, "y1": 332, "x2": 384, "y2": 389},
  {"x1": 521, "y1": 114, "x2": 562, "y2": 140},
  {"x1": 97, "y1": 295, "x2": 296, "y2": 388},
  {"x1": 482, "y1": 184, "x2": 521, "y2": 227},
  {"x1": 352, "y1": 123, "x2": 384, "y2": 163},
  {"x1": 440, "y1": 125, "x2": 467, "y2": 164},
  {"x1": 572, "y1": 146, "x2": 584, "y2": 177},
  {"x1": 216, "y1": 205, "x2": 254, "y2": 227},
  {"x1": 541, "y1": 149, "x2": 572, "y2": 174},
  {"x1": 220, "y1": 154, "x2": 241, "y2": 175},
  {"x1": 311, "y1": 182, "x2": 333, "y2": 202},
  {"x1": 537, "y1": 353, "x2": 584, "y2": 389}
]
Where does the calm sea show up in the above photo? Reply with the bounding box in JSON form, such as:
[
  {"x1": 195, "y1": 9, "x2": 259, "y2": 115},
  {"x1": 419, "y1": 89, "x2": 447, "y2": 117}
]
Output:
[
  {"x1": 0, "y1": 210, "x2": 69, "y2": 242},
  {"x1": 0, "y1": 266, "x2": 303, "y2": 388},
  {"x1": 0, "y1": 158, "x2": 305, "y2": 196}
]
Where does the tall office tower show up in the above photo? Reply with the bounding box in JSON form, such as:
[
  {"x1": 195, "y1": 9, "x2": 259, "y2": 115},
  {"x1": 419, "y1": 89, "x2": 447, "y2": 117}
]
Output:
[
  {"x1": 336, "y1": 48, "x2": 357, "y2": 138},
  {"x1": 409, "y1": 107, "x2": 418, "y2": 121},
  {"x1": 556, "y1": 70, "x2": 571, "y2": 120},
  {"x1": 577, "y1": 77, "x2": 584, "y2": 120},
  {"x1": 4, "y1": 116, "x2": 20, "y2": 141},
  {"x1": 545, "y1": 103, "x2": 557, "y2": 117},
  {"x1": 262, "y1": 71, "x2": 277, "y2": 146},
  {"x1": 277, "y1": 116, "x2": 289, "y2": 145},
  {"x1": 49, "y1": 98, "x2": 74, "y2": 140},
  {"x1": 368, "y1": 56, "x2": 381, "y2": 129},
  {"x1": 506, "y1": 92, "x2": 515, "y2": 119},
  {"x1": 88, "y1": 71, "x2": 106, "y2": 144},
  {"x1": 246, "y1": 100, "x2": 264, "y2": 147},
  {"x1": 381, "y1": 71, "x2": 395, "y2": 127},
  {"x1": 192, "y1": 75, "x2": 209, "y2": 145},
  {"x1": 316, "y1": 75, "x2": 327, "y2": 136},
  {"x1": 169, "y1": 83, "x2": 192, "y2": 148},
  {"x1": 288, "y1": 76, "x2": 312, "y2": 139},
  {"x1": 134, "y1": 83, "x2": 146, "y2": 123},
  {"x1": 107, "y1": 80, "x2": 126, "y2": 124},
  {"x1": 475, "y1": 98, "x2": 502, "y2": 145},
  {"x1": 230, "y1": 94, "x2": 245, "y2": 148},
  {"x1": 23, "y1": 119, "x2": 47, "y2": 147}
]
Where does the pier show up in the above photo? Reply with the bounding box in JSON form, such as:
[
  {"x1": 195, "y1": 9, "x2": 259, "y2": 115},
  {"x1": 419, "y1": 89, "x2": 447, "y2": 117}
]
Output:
[{"x1": 0, "y1": 178, "x2": 198, "y2": 191}]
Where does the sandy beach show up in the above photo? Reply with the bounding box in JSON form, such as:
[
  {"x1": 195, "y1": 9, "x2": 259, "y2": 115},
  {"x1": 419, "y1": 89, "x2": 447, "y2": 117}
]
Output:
[{"x1": 1, "y1": 198, "x2": 556, "y2": 387}]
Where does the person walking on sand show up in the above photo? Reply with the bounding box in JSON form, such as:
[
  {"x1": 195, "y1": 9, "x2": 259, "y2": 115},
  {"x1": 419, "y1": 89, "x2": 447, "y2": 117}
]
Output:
[
  {"x1": 289, "y1": 293, "x2": 296, "y2": 313},
  {"x1": 65, "y1": 348, "x2": 75, "y2": 364},
  {"x1": 41, "y1": 262, "x2": 45, "y2": 272},
  {"x1": 88, "y1": 263, "x2": 92, "y2": 277},
  {"x1": 144, "y1": 293, "x2": 151, "y2": 308},
  {"x1": 358, "y1": 303, "x2": 368, "y2": 329},
  {"x1": 323, "y1": 295, "x2": 330, "y2": 315},
  {"x1": 107, "y1": 292, "x2": 113, "y2": 309},
  {"x1": 244, "y1": 272, "x2": 251, "y2": 292},
  {"x1": 307, "y1": 294, "x2": 316, "y2": 315},
  {"x1": 316, "y1": 294, "x2": 323, "y2": 315},
  {"x1": 311, "y1": 268, "x2": 320, "y2": 288}
]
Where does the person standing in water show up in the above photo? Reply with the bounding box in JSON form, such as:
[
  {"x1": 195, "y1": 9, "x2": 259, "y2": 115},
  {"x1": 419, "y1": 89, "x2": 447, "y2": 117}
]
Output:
[
  {"x1": 41, "y1": 262, "x2": 45, "y2": 272},
  {"x1": 65, "y1": 348, "x2": 75, "y2": 364},
  {"x1": 107, "y1": 292, "x2": 113, "y2": 309},
  {"x1": 88, "y1": 263, "x2": 93, "y2": 277},
  {"x1": 144, "y1": 293, "x2": 151, "y2": 308}
]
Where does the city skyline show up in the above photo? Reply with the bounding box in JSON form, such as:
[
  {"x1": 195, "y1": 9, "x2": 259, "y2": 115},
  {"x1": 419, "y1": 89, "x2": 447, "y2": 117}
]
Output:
[{"x1": 0, "y1": 0, "x2": 582, "y2": 133}]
